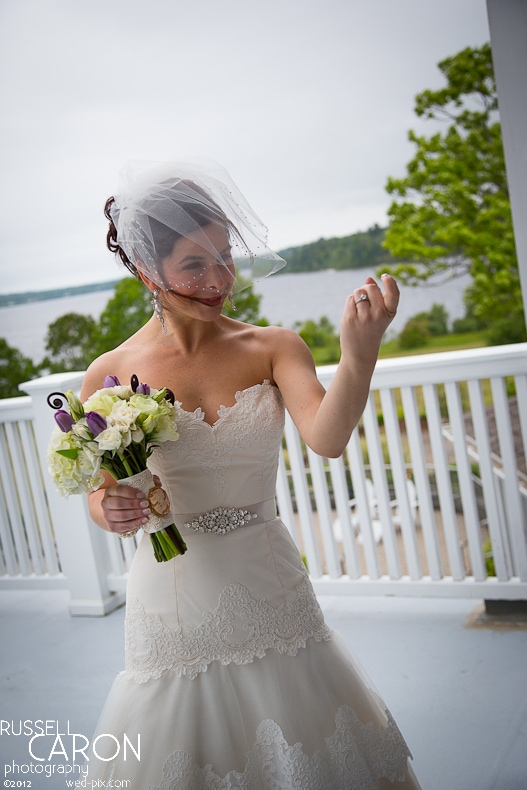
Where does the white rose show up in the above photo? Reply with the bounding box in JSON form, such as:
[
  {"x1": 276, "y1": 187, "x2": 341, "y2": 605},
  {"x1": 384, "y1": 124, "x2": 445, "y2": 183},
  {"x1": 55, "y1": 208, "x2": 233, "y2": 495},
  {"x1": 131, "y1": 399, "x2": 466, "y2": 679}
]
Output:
[
  {"x1": 108, "y1": 400, "x2": 141, "y2": 431},
  {"x1": 95, "y1": 426, "x2": 123, "y2": 451}
]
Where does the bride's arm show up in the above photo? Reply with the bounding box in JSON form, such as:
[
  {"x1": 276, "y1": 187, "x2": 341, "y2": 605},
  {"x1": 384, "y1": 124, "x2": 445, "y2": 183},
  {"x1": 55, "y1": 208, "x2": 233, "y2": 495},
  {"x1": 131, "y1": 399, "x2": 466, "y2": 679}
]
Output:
[{"x1": 272, "y1": 274, "x2": 398, "y2": 458}]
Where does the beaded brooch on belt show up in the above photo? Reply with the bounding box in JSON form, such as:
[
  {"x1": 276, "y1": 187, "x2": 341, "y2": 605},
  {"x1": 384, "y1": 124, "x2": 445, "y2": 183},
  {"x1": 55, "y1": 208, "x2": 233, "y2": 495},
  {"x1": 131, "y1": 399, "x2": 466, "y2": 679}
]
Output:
[{"x1": 184, "y1": 507, "x2": 257, "y2": 535}]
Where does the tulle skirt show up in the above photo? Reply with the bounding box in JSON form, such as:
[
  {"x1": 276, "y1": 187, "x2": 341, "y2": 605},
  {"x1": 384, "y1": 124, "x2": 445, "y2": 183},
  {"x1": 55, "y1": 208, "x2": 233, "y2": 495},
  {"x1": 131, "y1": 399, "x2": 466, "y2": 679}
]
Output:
[{"x1": 85, "y1": 629, "x2": 419, "y2": 789}]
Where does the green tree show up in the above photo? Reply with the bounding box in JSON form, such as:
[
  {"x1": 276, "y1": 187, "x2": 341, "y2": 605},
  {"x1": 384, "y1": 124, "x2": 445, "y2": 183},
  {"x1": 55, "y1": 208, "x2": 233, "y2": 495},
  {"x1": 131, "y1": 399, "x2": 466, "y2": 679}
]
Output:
[
  {"x1": 280, "y1": 225, "x2": 394, "y2": 274},
  {"x1": 411, "y1": 303, "x2": 450, "y2": 337},
  {"x1": 486, "y1": 313, "x2": 527, "y2": 346},
  {"x1": 224, "y1": 275, "x2": 269, "y2": 325},
  {"x1": 41, "y1": 313, "x2": 99, "y2": 372},
  {"x1": 0, "y1": 338, "x2": 40, "y2": 398},
  {"x1": 452, "y1": 303, "x2": 488, "y2": 334},
  {"x1": 94, "y1": 277, "x2": 153, "y2": 356},
  {"x1": 381, "y1": 43, "x2": 522, "y2": 326},
  {"x1": 398, "y1": 317, "x2": 431, "y2": 350},
  {"x1": 293, "y1": 316, "x2": 341, "y2": 364}
]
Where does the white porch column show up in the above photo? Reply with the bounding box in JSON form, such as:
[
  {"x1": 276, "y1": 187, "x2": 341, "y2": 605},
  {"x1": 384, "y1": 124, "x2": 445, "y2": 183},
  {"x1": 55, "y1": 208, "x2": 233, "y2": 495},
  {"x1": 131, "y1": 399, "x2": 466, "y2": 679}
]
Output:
[
  {"x1": 487, "y1": 0, "x2": 527, "y2": 326},
  {"x1": 20, "y1": 373, "x2": 125, "y2": 616}
]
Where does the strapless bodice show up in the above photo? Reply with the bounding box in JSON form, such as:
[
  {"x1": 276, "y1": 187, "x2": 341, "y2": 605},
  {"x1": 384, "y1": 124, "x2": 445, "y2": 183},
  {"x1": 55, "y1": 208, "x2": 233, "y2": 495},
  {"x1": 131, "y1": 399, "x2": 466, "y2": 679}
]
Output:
[{"x1": 148, "y1": 380, "x2": 285, "y2": 516}]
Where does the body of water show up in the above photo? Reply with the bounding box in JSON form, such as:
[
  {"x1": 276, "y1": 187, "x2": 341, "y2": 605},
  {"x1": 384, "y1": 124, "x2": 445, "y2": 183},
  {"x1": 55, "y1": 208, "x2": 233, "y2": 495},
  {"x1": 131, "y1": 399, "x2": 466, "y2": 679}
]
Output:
[{"x1": 0, "y1": 268, "x2": 470, "y2": 364}]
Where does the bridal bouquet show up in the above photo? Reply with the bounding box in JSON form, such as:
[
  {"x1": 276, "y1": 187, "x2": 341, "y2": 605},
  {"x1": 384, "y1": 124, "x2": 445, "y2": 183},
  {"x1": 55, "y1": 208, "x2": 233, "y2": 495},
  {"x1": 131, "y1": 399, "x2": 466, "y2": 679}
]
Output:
[{"x1": 47, "y1": 374, "x2": 187, "y2": 562}]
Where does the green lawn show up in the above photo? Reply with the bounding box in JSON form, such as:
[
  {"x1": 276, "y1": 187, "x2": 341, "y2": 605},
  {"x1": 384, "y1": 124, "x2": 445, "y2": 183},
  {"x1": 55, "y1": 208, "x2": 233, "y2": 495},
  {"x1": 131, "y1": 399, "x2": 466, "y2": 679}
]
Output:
[{"x1": 379, "y1": 331, "x2": 487, "y2": 358}]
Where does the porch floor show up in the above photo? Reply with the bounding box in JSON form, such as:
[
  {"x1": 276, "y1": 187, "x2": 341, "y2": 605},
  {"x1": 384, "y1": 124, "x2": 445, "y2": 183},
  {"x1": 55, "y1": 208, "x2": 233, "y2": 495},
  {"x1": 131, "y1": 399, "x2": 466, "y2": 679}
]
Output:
[{"x1": 1, "y1": 589, "x2": 526, "y2": 790}]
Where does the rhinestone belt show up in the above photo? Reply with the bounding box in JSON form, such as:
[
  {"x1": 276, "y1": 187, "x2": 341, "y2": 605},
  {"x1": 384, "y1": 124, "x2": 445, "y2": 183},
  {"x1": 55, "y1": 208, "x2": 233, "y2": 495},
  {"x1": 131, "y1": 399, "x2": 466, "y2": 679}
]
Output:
[{"x1": 174, "y1": 499, "x2": 277, "y2": 535}]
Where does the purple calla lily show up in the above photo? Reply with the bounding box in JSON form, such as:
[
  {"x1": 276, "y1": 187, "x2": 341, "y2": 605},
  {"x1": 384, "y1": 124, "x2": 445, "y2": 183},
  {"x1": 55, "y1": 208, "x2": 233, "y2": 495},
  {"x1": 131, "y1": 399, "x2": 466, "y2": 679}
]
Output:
[
  {"x1": 136, "y1": 383, "x2": 150, "y2": 395},
  {"x1": 54, "y1": 409, "x2": 75, "y2": 433},
  {"x1": 103, "y1": 375, "x2": 120, "y2": 388},
  {"x1": 86, "y1": 411, "x2": 108, "y2": 437}
]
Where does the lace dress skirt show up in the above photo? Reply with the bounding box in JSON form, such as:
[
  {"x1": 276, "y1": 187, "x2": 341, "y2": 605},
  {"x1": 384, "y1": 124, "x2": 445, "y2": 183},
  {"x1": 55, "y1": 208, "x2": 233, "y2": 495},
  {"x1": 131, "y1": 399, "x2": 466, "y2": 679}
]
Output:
[{"x1": 85, "y1": 520, "x2": 419, "y2": 789}]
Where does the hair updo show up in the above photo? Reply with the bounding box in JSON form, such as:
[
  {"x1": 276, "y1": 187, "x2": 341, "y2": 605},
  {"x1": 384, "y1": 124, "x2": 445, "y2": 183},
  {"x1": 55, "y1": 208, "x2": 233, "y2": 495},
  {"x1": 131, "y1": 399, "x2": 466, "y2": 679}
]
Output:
[
  {"x1": 103, "y1": 180, "x2": 232, "y2": 280},
  {"x1": 104, "y1": 196, "x2": 136, "y2": 274}
]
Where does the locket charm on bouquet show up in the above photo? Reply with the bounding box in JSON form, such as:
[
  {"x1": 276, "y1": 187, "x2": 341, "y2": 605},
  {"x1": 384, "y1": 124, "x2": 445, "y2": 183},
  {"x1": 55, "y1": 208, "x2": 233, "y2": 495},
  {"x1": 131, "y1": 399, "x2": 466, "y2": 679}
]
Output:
[
  {"x1": 118, "y1": 469, "x2": 187, "y2": 561},
  {"x1": 118, "y1": 469, "x2": 173, "y2": 533}
]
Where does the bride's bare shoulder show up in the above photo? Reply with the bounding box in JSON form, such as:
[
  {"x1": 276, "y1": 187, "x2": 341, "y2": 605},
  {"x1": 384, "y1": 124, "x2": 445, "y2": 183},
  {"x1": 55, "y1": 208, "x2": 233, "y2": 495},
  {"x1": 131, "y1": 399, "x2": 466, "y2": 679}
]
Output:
[
  {"x1": 80, "y1": 346, "x2": 135, "y2": 400},
  {"x1": 238, "y1": 322, "x2": 303, "y2": 344},
  {"x1": 256, "y1": 323, "x2": 311, "y2": 353}
]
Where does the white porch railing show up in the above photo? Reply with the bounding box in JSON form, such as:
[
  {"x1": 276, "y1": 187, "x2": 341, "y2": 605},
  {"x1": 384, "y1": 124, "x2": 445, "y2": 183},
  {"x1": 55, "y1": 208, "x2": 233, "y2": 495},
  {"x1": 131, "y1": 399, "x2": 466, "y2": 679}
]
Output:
[{"x1": 0, "y1": 345, "x2": 526, "y2": 614}]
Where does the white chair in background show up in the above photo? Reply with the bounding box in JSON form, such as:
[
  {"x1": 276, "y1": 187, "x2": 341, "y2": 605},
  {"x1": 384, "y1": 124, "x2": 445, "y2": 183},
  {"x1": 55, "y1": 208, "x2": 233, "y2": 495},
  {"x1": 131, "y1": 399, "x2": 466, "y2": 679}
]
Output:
[
  {"x1": 333, "y1": 478, "x2": 418, "y2": 545},
  {"x1": 333, "y1": 479, "x2": 383, "y2": 544},
  {"x1": 390, "y1": 478, "x2": 418, "y2": 528}
]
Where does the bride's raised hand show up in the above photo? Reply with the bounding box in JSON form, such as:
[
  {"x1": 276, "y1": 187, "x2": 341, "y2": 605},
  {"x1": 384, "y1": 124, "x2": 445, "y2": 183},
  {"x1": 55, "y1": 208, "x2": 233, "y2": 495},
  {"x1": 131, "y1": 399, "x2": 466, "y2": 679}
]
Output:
[{"x1": 340, "y1": 274, "x2": 399, "y2": 364}]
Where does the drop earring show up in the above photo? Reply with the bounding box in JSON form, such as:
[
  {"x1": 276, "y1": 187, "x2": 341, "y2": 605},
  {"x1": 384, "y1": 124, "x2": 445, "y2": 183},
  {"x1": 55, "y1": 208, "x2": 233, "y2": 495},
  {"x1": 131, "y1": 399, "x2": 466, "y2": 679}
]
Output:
[
  {"x1": 152, "y1": 289, "x2": 166, "y2": 333},
  {"x1": 228, "y1": 292, "x2": 237, "y2": 313}
]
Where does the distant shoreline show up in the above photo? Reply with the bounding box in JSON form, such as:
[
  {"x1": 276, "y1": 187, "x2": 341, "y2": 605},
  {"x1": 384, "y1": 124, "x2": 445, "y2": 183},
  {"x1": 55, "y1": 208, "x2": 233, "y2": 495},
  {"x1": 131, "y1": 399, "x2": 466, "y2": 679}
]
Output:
[
  {"x1": 0, "y1": 280, "x2": 120, "y2": 307},
  {"x1": 0, "y1": 226, "x2": 392, "y2": 307}
]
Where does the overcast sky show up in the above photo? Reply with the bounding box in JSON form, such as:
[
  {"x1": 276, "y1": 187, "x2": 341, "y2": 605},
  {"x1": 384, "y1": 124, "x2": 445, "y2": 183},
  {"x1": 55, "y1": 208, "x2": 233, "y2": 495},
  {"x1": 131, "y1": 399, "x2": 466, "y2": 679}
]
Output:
[{"x1": 0, "y1": 0, "x2": 490, "y2": 294}]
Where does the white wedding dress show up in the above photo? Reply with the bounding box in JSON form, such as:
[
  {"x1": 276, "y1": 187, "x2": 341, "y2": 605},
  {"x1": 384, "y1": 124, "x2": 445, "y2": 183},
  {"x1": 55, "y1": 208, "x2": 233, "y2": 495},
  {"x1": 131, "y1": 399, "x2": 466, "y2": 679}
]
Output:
[{"x1": 86, "y1": 381, "x2": 419, "y2": 789}]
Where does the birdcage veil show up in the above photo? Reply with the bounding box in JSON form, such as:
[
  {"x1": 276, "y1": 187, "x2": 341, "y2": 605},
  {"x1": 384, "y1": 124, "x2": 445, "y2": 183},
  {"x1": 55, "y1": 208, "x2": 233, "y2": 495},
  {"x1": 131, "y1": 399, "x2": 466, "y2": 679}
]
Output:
[{"x1": 109, "y1": 159, "x2": 286, "y2": 295}]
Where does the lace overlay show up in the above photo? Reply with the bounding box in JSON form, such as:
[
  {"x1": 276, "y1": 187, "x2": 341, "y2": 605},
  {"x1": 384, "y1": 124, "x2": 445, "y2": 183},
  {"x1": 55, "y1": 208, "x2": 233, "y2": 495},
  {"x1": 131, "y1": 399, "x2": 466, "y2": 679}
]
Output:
[
  {"x1": 124, "y1": 575, "x2": 331, "y2": 683},
  {"x1": 152, "y1": 382, "x2": 284, "y2": 496},
  {"x1": 152, "y1": 704, "x2": 412, "y2": 790}
]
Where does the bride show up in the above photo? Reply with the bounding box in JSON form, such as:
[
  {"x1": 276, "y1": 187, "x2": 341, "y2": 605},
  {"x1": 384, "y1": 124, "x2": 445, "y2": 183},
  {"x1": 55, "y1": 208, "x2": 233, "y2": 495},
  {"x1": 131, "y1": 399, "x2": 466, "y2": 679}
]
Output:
[{"x1": 80, "y1": 160, "x2": 421, "y2": 789}]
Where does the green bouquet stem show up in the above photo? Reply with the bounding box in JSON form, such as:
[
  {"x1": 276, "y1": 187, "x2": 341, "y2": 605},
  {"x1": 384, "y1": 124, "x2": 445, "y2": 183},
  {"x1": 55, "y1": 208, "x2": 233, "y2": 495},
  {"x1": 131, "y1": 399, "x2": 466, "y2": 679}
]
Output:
[
  {"x1": 150, "y1": 525, "x2": 188, "y2": 563},
  {"x1": 116, "y1": 468, "x2": 187, "y2": 563}
]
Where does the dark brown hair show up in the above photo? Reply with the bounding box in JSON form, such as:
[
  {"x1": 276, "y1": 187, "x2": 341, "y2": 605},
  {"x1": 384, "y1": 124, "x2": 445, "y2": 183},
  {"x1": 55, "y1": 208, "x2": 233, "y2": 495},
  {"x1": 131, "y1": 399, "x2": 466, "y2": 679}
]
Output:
[
  {"x1": 103, "y1": 180, "x2": 233, "y2": 280},
  {"x1": 104, "y1": 196, "x2": 136, "y2": 274}
]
